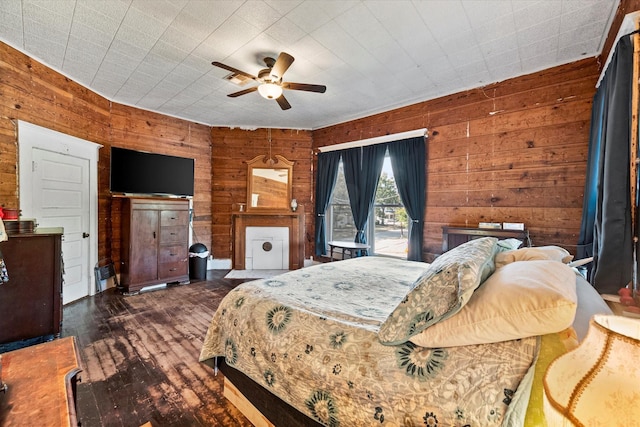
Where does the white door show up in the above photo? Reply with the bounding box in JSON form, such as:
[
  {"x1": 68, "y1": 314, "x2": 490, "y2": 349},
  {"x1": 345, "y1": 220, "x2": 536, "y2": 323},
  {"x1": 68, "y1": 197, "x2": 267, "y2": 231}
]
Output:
[
  {"x1": 18, "y1": 120, "x2": 101, "y2": 306},
  {"x1": 31, "y1": 148, "x2": 91, "y2": 304}
]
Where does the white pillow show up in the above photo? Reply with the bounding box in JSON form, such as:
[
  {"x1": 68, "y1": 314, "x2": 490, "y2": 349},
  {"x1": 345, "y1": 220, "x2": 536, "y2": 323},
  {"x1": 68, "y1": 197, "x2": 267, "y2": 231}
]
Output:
[
  {"x1": 409, "y1": 260, "x2": 578, "y2": 348},
  {"x1": 494, "y1": 246, "x2": 573, "y2": 268},
  {"x1": 572, "y1": 274, "x2": 612, "y2": 341}
]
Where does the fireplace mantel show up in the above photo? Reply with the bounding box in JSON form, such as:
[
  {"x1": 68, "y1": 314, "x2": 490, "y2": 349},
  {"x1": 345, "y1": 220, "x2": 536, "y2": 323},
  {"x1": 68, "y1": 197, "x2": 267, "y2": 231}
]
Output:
[{"x1": 232, "y1": 206, "x2": 305, "y2": 270}]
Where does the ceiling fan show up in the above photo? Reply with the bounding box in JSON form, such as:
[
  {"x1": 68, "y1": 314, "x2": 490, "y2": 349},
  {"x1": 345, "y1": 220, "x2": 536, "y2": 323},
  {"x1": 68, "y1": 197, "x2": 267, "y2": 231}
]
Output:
[{"x1": 212, "y1": 52, "x2": 326, "y2": 110}]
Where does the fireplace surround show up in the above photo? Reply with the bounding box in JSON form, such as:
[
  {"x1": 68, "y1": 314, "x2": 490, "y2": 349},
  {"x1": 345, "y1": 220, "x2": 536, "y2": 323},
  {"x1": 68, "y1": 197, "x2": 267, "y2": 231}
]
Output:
[{"x1": 232, "y1": 207, "x2": 305, "y2": 270}]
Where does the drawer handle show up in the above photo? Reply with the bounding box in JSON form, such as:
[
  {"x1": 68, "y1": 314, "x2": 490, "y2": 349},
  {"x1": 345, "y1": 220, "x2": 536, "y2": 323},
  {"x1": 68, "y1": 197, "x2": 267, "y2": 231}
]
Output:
[
  {"x1": 170, "y1": 253, "x2": 176, "y2": 256},
  {"x1": 169, "y1": 268, "x2": 177, "y2": 272},
  {"x1": 170, "y1": 232, "x2": 176, "y2": 235}
]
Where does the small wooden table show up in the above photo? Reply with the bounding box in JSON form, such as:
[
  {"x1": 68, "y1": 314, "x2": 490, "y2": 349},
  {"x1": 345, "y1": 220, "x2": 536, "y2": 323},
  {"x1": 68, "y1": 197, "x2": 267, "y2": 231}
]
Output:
[
  {"x1": 328, "y1": 241, "x2": 370, "y2": 260},
  {"x1": 0, "y1": 336, "x2": 82, "y2": 426}
]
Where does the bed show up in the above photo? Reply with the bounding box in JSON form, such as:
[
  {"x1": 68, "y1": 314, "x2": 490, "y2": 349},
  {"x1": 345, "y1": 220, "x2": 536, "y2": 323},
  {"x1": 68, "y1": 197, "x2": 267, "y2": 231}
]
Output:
[{"x1": 199, "y1": 237, "x2": 612, "y2": 426}]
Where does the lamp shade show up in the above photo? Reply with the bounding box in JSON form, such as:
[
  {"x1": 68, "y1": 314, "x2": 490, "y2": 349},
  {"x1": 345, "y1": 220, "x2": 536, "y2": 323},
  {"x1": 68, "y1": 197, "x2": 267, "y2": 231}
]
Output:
[
  {"x1": 257, "y1": 83, "x2": 283, "y2": 99},
  {"x1": 543, "y1": 314, "x2": 640, "y2": 426}
]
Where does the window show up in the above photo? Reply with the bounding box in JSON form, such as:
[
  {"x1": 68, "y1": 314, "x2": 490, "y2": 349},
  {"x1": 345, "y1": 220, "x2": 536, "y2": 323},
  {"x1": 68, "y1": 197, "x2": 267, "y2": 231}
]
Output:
[
  {"x1": 327, "y1": 162, "x2": 356, "y2": 242},
  {"x1": 327, "y1": 151, "x2": 407, "y2": 258},
  {"x1": 373, "y1": 156, "x2": 407, "y2": 257}
]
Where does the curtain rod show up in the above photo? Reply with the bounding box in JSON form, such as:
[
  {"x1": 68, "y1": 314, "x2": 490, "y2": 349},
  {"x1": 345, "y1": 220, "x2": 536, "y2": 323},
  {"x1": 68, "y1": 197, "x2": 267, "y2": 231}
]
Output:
[
  {"x1": 597, "y1": 11, "x2": 640, "y2": 88},
  {"x1": 317, "y1": 128, "x2": 427, "y2": 153}
]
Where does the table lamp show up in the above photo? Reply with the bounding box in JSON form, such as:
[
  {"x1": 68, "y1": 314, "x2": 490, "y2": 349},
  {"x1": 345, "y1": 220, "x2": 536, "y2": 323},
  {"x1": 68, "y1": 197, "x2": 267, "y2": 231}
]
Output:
[{"x1": 543, "y1": 314, "x2": 640, "y2": 425}]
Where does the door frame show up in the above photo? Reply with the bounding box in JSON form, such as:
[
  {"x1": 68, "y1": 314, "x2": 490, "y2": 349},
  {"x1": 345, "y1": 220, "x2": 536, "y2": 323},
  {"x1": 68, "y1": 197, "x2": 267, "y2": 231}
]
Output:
[{"x1": 18, "y1": 120, "x2": 102, "y2": 299}]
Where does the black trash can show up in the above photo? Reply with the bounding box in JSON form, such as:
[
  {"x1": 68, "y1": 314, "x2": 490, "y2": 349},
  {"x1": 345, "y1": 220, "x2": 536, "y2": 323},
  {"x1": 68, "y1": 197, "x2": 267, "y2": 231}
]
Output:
[{"x1": 189, "y1": 243, "x2": 209, "y2": 281}]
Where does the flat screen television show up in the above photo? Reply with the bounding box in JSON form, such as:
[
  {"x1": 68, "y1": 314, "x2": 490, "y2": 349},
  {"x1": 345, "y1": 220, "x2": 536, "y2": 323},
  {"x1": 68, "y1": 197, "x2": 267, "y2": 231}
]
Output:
[{"x1": 110, "y1": 147, "x2": 195, "y2": 197}]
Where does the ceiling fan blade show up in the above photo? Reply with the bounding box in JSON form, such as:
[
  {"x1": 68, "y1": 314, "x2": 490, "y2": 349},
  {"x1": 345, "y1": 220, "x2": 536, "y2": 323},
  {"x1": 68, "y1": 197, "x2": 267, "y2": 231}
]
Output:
[
  {"x1": 270, "y1": 52, "x2": 294, "y2": 81},
  {"x1": 211, "y1": 61, "x2": 258, "y2": 81},
  {"x1": 276, "y1": 94, "x2": 291, "y2": 110},
  {"x1": 227, "y1": 86, "x2": 258, "y2": 97},
  {"x1": 283, "y1": 82, "x2": 326, "y2": 93}
]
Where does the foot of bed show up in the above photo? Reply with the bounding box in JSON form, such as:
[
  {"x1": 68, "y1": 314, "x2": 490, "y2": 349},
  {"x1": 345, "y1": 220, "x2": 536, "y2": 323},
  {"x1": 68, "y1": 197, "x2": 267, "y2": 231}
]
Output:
[{"x1": 224, "y1": 377, "x2": 275, "y2": 427}]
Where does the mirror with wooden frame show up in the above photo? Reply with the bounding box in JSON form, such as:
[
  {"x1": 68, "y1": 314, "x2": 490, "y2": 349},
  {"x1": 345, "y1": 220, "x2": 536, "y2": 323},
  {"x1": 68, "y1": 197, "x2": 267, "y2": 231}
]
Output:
[{"x1": 246, "y1": 154, "x2": 294, "y2": 211}]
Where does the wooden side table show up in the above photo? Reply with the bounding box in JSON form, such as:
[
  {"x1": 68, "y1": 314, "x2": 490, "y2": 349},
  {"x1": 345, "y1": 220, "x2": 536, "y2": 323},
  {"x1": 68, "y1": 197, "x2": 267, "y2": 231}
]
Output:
[
  {"x1": 441, "y1": 226, "x2": 530, "y2": 252},
  {"x1": 328, "y1": 241, "x2": 370, "y2": 260},
  {"x1": 0, "y1": 336, "x2": 82, "y2": 426}
]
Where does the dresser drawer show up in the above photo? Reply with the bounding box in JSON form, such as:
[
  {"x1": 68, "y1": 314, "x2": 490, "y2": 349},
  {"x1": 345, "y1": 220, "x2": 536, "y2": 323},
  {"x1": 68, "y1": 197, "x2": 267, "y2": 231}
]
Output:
[
  {"x1": 159, "y1": 245, "x2": 187, "y2": 263},
  {"x1": 159, "y1": 226, "x2": 188, "y2": 245},
  {"x1": 160, "y1": 210, "x2": 189, "y2": 227},
  {"x1": 158, "y1": 261, "x2": 187, "y2": 279}
]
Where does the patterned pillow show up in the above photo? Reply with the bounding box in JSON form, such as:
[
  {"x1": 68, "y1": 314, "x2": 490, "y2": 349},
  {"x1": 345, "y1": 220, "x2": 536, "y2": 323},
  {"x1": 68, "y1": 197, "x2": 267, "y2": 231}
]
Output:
[{"x1": 377, "y1": 237, "x2": 498, "y2": 345}]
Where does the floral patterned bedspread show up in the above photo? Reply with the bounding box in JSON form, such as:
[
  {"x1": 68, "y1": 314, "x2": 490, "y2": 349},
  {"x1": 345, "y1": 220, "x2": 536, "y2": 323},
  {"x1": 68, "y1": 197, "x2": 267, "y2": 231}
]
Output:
[{"x1": 200, "y1": 257, "x2": 538, "y2": 426}]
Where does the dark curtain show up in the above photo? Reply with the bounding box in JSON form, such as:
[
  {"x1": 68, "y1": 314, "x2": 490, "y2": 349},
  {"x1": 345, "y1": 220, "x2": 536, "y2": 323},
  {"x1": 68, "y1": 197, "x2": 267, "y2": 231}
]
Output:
[
  {"x1": 576, "y1": 90, "x2": 605, "y2": 262},
  {"x1": 314, "y1": 151, "x2": 341, "y2": 256},
  {"x1": 343, "y1": 145, "x2": 386, "y2": 244},
  {"x1": 580, "y1": 35, "x2": 634, "y2": 294},
  {"x1": 388, "y1": 136, "x2": 426, "y2": 261}
]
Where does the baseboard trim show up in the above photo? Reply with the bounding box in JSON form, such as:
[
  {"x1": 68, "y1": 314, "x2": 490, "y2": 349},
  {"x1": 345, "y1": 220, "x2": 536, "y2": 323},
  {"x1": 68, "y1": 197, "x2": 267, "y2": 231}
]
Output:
[{"x1": 208, "y1": 258, "x2": 232, "y2": 270}]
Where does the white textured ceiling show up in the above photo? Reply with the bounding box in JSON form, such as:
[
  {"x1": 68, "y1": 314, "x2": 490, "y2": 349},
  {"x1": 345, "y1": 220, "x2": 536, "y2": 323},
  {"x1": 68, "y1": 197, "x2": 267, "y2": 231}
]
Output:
[{"x1": 0, "y1": 0, "x2": 620, "y2": 130}]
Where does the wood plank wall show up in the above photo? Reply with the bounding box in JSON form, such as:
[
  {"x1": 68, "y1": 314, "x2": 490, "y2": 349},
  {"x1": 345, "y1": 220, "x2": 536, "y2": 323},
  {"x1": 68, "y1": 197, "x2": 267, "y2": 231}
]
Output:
[
  {"x1": 210, "y1": 128, "x2": 313, "y2": 260},
  {"x1": 108, "y1": 104, "x2": 212, "y2": 262},
  {"x1": 312, "y1": 58, "x2": 600, "y2": 261},
  {"x1": 0, "y1": 38, "x2": 604, "y2": 265},
  {"x1": 0, "y1": 42, "x2": 212, "y2": 267},
  {"x1": 2, "y1": 0, "x2": 638, "y2": 266}
]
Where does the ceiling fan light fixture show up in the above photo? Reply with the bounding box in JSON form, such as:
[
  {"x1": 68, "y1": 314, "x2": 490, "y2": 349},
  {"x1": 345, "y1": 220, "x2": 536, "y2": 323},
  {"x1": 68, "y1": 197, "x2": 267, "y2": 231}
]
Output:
[
  {"x1": 258, "y1": 83, "x2": 283, "y2": 99},
  {"x1": 213, "y1": 52, "x2": 325, "y2": 110}
]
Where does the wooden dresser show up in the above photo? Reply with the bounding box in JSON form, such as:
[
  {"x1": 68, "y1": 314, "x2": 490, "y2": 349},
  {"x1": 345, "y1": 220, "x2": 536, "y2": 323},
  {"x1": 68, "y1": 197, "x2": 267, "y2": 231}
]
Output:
[
  {"x1": 120, "y1": 197, "x2": 190, "y2": 293},
  {"x1": 0, "y1": 336, "x2": 82, "y2": 426},
  {"x1": 0, "y1": 228, "x2": 63, "y2": 347}
]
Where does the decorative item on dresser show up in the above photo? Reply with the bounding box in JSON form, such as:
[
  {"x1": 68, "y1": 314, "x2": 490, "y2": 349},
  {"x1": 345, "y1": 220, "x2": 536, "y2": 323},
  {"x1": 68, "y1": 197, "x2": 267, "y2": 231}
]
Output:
[
  {"x1": 0, "y1": 227, "x2": 63, "y2": 350},
  {"x1": 0, "y1": 336, "x2": 82, "y2": 426},
  {"x1": 119, "y1": 197, "x2": 190, "y2": 294}
]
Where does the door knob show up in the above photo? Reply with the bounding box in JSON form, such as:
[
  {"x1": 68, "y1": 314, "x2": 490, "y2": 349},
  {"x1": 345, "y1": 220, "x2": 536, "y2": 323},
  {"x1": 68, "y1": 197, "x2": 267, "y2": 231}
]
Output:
[{"x1": 82, "y1": 232, "x2": 90, "y2": 238}]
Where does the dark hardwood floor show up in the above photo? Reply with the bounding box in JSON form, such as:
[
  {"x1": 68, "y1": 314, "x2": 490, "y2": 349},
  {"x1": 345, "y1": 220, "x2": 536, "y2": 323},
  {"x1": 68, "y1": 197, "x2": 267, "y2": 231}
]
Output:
[{"x1": 61, "y1": 270, "x2": 254, "y2": 427}]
